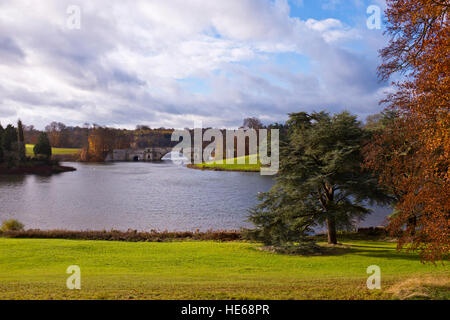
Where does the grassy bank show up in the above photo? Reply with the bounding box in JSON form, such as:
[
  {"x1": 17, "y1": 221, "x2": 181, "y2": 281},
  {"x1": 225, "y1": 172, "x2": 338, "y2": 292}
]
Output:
[
  {"x1": 191, "y1": 154, "x2": 261, "y2": 172},
  {"x1": 25, "y1": 144, "x2": 80, "y2": 157},
  {"x1": 0, "y1": 238, "x2": 448, "y2": 300}
]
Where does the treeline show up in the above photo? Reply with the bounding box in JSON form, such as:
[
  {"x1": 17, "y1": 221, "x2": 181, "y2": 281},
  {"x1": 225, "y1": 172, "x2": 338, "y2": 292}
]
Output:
[
  {"x1": 23, "y1": 122, "x2": 177, "y2": 149},
  {"x1": 78, "y1": 120, "x2": 268, "y2": 162},
  {"x1": 24, "y1": 123, "x2": 87, "y2": 148},
  {"x1": 18, "y1": 122, "x2": 178, "y2": 162},
  {"x1": 18, "y1": 118, "x2": 273, "y2": 162},
  {"x1": 3, "y1": 117, "x2": 270, "y2": 162}
]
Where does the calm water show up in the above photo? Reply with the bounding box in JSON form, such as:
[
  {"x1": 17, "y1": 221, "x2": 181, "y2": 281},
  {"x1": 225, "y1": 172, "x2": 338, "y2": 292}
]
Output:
[{"x1": 0, "y1": 160, "x2": 391, "y2": 231}]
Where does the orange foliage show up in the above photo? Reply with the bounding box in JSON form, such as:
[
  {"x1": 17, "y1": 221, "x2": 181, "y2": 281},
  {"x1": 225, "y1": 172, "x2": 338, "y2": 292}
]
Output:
[
  {"x1": 366, "y1": 0, "x2": 449, "y2": 261},
  {"x1": 80, "y1": 126, "x2": 117, "y2": 162}
]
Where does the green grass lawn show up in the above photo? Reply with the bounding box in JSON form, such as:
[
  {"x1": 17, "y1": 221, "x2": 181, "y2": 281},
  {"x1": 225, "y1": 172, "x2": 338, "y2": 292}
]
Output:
[
  {"x1": 25, "y1": 144, "x2": 80, "y2": 157},
  {"x1": 193, "y1": 154, "x2": 261, "y2": 172},
  {"x1": 0, "y1": 238, "x2": 448, "y2": 300}
]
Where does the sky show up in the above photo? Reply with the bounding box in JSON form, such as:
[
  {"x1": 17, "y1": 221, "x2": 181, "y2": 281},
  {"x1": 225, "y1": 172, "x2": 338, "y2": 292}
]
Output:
[{"x1": 0, "y1": 0, "x2": 390, "y2": 129}]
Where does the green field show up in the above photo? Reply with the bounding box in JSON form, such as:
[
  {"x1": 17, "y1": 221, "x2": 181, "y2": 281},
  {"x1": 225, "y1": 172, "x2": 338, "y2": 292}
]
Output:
[
  {"x1": 25, "y1": 144, "x2": 80, "y2": 157},
  {"x1": 193, "y1": 154, "x2": 261, "y2": 171},
  {"x1": 0, "y1": 238, "x2": 448, "y2": 300}
]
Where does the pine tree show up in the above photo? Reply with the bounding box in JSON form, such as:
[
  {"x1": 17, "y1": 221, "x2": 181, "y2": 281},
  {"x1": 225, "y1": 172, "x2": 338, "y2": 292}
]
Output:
[
  {"x1": 248, "y1": 111, "x2": 391, "y2": 245},
  {"x1": 1, "y1": 124, "x2": 18, "y2": 152},
  {"x1": 33, "y1": 132, "x2": 52, "y2": 159}
]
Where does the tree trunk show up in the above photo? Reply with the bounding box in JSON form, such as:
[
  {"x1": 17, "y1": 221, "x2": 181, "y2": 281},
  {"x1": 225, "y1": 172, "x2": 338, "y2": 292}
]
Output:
[
  {"x1": 326, "y1": 217, "x2": 337, "y2": 244},
  {"x1": 407, "y1": 215, "x2": 417, "y2": 236}
]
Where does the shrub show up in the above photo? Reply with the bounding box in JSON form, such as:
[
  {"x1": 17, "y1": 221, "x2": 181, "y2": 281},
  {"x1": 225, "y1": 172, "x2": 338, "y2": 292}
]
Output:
[
  {"x1": 1, "y1": 219, "x2": 25, "y2": 232},
  {"x1": 2, "y1": 229, "x2": 241, "y2": 241}
]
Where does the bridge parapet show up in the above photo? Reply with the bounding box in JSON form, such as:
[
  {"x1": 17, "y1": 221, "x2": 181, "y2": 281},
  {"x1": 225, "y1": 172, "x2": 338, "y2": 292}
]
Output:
[{"x1": 106, "y1": 147, "x2": 172, "y2": 162}]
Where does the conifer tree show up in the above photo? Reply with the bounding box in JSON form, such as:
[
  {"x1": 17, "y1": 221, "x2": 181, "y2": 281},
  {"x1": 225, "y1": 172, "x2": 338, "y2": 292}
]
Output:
[
  {"x1": 249, "y1": 111, "x2": 390, "y2": 245},
  {"x1": 17, "y1": 120, "x2": 26, "y2": 161},
  {"x1": 1, "y1": 124, "x2": 18, "y2": 152},
  {"x1": 33, "y1": 132, "x2": 52, "y2": 159}
]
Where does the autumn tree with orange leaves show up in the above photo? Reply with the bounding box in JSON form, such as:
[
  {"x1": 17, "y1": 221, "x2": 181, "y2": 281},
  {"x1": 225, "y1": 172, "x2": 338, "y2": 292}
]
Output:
[
  {"x1": 80, "y1": 125, "x2": 118, "y2": 162},
  {"x1": 364, "y1": 0, "x2": 449, "y2": 261}
]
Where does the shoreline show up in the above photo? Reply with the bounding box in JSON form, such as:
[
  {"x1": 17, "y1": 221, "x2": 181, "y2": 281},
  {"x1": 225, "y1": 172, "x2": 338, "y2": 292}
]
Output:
[
  {"x1": 186, "y1": 163, "x2": 260, "y2": 173},
  {"x1": 0, "y1": 227, "x2": 388, "y2": 242},
  {"x1": 0, "y1": 229, "x2": 242, "y2": 242},
  {"x1": 0, "y1": 164, "x2": 76, "y2": 175}
]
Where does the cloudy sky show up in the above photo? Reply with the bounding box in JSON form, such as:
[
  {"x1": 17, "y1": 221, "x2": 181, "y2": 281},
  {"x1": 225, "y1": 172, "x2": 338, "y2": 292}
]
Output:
[{"x1": 0, "y1": 0, "x2": 390, "y2": 129}]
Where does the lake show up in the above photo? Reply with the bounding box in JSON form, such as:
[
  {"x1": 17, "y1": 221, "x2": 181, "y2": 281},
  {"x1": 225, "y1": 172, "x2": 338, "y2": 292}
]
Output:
[{"x1": 0, "y1": 160, "x2": 391, "y2": 231}]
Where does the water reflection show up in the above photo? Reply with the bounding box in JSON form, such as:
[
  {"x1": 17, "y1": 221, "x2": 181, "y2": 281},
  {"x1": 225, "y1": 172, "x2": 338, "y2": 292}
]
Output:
[
  {"x1": 0, "y1": 161, "x2": 391, "y2": 231},
  {"x1": 0, "y1": 174, "x2": 27, "y2": 187},
  {"x1": 0, "y1": 161, "x2": 274, "y2": 231}
]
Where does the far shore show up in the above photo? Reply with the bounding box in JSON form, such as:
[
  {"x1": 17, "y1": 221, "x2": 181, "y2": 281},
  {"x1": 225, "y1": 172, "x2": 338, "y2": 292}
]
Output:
[
  {"x1": 186, "y1": 163, "x2": 260, "y2": 172},
  {"x1": 187, "y1": 154, "x2": 262, "y2": 172}
]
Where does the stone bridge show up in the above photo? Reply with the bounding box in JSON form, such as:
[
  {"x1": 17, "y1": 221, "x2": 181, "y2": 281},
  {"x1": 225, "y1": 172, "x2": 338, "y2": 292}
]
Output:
[{"x1": 106, "y1": 147, "x2": 173, "y2": 162}]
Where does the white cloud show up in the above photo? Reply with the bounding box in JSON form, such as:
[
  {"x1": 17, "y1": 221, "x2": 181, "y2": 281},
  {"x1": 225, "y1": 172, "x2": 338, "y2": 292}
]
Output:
[
  {"x1": 305, "y1": 18, "x2": 360, "y2": 42},
  {"x1": 0, "y1": 0, "x2": 389, "y2": 129}
]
